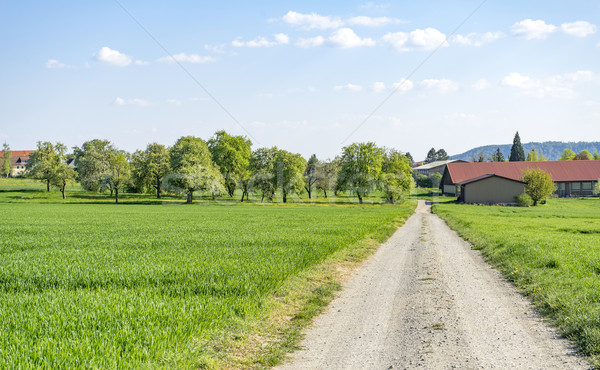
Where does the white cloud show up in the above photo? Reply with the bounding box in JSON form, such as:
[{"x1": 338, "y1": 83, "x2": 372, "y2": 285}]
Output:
[
  {"x1": 382, "y1": 28, "x2": 447, "y2": 51},
  {"x1": 500, "y1": 71, "x2": 595, "y2": 99},
  {"x1": 392, "y1": 78, "x2": 414, "y2": 92},
  {"x1": 134, "y1": 60, "x2": 149, "y2": 66},
  {"x1": 452, "y1": 31, "x2": 505, "y2": 46},
  {"x1": 94, "y1": 46, "x2": 132, "y2": 66},
  {"x1": 114, "y1": 97, "x2": 151, "y2": 107},
  {"x1": 472, "y1": 78, "x2": 490, "y2": 90},
  {"x1": 334, "y1": 83, "x2": 363, "y2": 92},
  {"x1": 597, "y1": 41, "x2": 600, "y2": 47},
  {"x1": 501, "y1": 72, "x2": 538, "y2": 89},
  {"x1": 166, "y1": 99, "x2": 182, "y2": 105},
  {"x1": 560, "y1": 21, "x2": 597, "y2": 37},
  {"x1": 295, "y1": 36, "x2": 326, "y2": 48},
  {"x1": 328, "y1": 28, "x2": 375, "y2": 48},
  {"x1": 157, "y1": 53, "x2": 216, "y2": 64},
  {"x1": 372, "y1": 82, "x2": 386, "y2": 93},
  {"x1": 232, "y1": 33, "x2": 290, "y2": 47},
  {"x1": 282, "y1": 11, "x2": 343, "y2": 30},
  {"x1": 444, "y1": 113, "x2": 476, "y2": 119},
  {"x1": 420, "y1": 78, "x2": 459, "y2": 93},
  {"x1": 347, "y1": 16, "x2": 402, "y2": 27},
  {"x1": 45, "y1": 59, "x2": 75, "y2": 69},
  {"x1": 510, "y1": 19, "x2": 557, "y2": 39}
]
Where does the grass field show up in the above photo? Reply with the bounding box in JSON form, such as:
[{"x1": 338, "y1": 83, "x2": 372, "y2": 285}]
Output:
[
  {"x1": 0, "y1": 178, "x2": 415, "y2": 367},
  {"x1": 434, "y1": 198, "x2": 600, "y2": 366}
]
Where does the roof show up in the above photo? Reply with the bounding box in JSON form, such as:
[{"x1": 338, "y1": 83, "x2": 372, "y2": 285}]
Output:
[
  {"x1": 414, "y1": 159, "x2": 465, "y2": 170},
  {"x1": 446, "y1": 160, "x2": 600, "y2": 184},
  {"x1": 458, "y1": 173, "x2": 525, "y2": 185},
  {"x1": 0, "y1": 150, "x2": 34, "y2": 158}
]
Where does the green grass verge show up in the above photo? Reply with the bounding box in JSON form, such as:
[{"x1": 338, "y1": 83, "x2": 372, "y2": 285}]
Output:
[
  {"x1": 433, "y1": 198, "x2": 600, "y2": 367},
  {"x1": 0, "y1": 178, "x2": 416, "y2": 368}
]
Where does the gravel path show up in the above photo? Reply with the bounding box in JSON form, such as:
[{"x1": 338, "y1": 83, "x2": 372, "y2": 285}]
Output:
[{"x1": 278, "y1": 200, "x2": 589, "y2": 369}]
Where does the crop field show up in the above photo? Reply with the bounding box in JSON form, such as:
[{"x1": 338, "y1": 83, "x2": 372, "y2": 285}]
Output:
[
  {"x1": 0, "y1": 180, "x2": 415, "y2": 367},
  {"x1": 434, "y1": 198, "x2": 600, "y2": 365}
]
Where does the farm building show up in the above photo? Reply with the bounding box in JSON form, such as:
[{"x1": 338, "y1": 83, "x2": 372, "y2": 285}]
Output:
[
  {"x1": 413, "y1": 159, "x2": 466, "y2": 176},
  {"x1": 441, "y1": 160, "x2": 600, "y2": 201},
  {"x1": 0, "y1": 150, "x2": 34, "y2": 177},
  {"x1": 458, "y1": 174, "x2": 525, "y2": 204}
]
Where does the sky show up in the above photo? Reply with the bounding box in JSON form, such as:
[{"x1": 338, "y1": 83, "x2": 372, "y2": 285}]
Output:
[{"x1": 1, "y1": 1, "x2": 599, "y2": 161}]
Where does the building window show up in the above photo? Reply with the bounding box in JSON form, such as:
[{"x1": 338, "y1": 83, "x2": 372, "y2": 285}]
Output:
[
  {"x1": 572, "y1": 182, "x2": 581, "y2": 191},
  {"x1": 582, "y1": 182, "x2": 592, "y2": 191},
  {"x1": 557, "y1": 183, "x2": 565, "y2": 190}
]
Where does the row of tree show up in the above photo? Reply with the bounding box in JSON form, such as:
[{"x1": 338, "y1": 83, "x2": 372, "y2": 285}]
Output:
[
  {"x1": 471, "y1": 132, "x2": 600, "y2": 162},
  {"x1": 24, "y1": 132, "x2": 414, "y2": 204}
]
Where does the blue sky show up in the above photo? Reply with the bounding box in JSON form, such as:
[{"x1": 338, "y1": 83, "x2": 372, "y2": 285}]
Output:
[{"x1": 1, "y1": 1, "x2": 599, "y2": 160}]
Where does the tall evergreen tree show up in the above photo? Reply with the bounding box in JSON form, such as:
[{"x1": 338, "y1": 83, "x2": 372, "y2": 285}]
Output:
[
  {"x1": 425, "y1": 148, "x2": 437, "y2": 163},
  {"x1": 491, "y1": 147, "x2": 505, "y2": 162},
  {"x1": 509, "y1": 132, "x2": 525, "y2": 162}
]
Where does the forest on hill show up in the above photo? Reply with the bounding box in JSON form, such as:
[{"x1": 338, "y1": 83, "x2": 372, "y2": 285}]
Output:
[{"x1": 451, "y1": 141, "x2": 600, "y2": 161}]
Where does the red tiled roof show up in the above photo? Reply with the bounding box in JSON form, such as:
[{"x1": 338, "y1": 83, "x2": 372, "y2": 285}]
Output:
[
  {"x1": 0, "y1": 150, "x2": 34, "y2": 158},
  {"x1": 446, "y1": 160, "x2": 600, "y2": 183}
]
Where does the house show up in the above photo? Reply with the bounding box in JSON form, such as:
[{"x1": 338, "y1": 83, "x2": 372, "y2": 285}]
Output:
[
  {"x1": 413, "y1": 160, "x2": 466, "y2": 176},
  {"x1": 441, "y1": 160, "x2": 600, "y2": 200},
  {"x1": 0, "y1": 150, "x2": 35, "y2": 177}
]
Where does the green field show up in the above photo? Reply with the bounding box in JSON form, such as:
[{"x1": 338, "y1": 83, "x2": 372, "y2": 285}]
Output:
[
  {"x1": 0, "y1": 179, "x2": 415, "y2": 367},
  {"x1": 434, "y1": 198, "x2": 600, "y2": 366}
]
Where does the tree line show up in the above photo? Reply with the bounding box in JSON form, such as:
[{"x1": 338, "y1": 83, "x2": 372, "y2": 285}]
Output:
[
  {"x1": 469, "y1": 132, "x2": 600, "y2": 162},
  {"x1": 21, "y1": 132, "x2": 414, "y2": 204}
]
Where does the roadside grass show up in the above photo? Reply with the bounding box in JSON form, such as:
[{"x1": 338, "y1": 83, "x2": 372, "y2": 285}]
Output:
[
  {"x1": 433, "y1": 198, "x2": 600, "y2": 367},
  {"x1": 0, "y1": 177, "x2": 415, "y2": 367}
]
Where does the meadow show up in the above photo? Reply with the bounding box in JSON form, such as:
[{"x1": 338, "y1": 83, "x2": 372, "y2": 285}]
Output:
[
  {"x1": 434, "y1": 198, "x2": 600, "y2": 366},
  {"x1": 0, "y1": 178, "x2": 415, "y2": 367}
]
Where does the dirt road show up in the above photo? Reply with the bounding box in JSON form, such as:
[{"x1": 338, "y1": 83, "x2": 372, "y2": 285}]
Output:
[{"x1": 278, "y1": 200, "x2": 589, "y2": 369}]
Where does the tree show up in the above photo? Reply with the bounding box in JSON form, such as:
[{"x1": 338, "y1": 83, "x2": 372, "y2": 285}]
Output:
[
  {"x1": 594, "y1": 152, "x2": 600, "y2": 160},
  {"x1": 166, "y1": 136, "x2": 223, "y2": 204},
  {"x1": 1, "y1": 143, "x2": 11, "y2": 178},
  {"x1": 435, "y1": 149, "x2": 449, "y2": 161},
  {"x1": 207, "y1": 130, "x2": 252, "y2": 198},
  {"x1": 131, "y1": 143, "x2": 170, "y2": 198},
  {"x1": 526, "y1": 146, "x2": 539, "y2": 162},
  {"x1": 574, "y1": 150, "x2": 593, "y2": 160},
  {"x1": 471, "y1": 151, "x2": 486, "y2": 162},
  {"x1": 50, "y1": 161, "x2": 76, "y2": 199},
  {"x1": 103, "y1": 150, "x2": 131, "y2": 204},
  {"x1": 521, "y1": 168, "x2": 555, "y2": 206},
  {"x1": 315, "y1": 159, "x2": 340, "y2": 198},
  {"x1": 380, "y1": 150, "x2": 413, "y2": 203},
  {"x1": 336, "y1": 142, "x2": 384, "y2": 204},
  {"x1": 249, "y1": 147, "x2": 277, "y2": 202},
  {"x1": 425, "y1": 148, "x2": 437, "y2": 163},
  {"x1": 303, "y1": 154, "x2": 320, "y2": 199},
  {"x1": 491, "y1": 147, "x2": 505, "y2": 162},
  {"x1": 405, "y1": 152, "x2": 414, "y2": 166},
  {"x1": 559, "y1": 148, "x2": 575, "y2": 161},
  {"x1": 73, "y1": 139, "x2": 114, "y2": 192},
  {"x1": 509, "y1": 132, "x2": 525, "y2": 162},
  {"x1": 27, "y1": 141, "x2": 59, "y2": 191},
  {"x1": 272, "y1": 149, "x2": 306, "y2": 203}
]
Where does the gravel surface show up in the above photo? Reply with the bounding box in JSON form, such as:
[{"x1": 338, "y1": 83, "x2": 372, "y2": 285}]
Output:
[{"x1": 278, "y1": 200, "x2": 590, "y2": 369}]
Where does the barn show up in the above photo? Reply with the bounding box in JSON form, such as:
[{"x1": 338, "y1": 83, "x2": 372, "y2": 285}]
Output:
[
  {"x1": 458, "y1": 174, "x2": 525, "y2": 204},
  {"x1": 441, "y1": 160, "x2": 600, "y2": 201}
]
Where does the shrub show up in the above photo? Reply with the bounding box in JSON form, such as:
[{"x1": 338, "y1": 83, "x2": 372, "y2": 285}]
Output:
[
  {"x1": 594, "y1": 179, "x2": 600, "y2": 196},
  {"x1": 515, "y1": 193, "x2": 533, "y2": 207},
  {"x1": 521, "y1": 168, "x2": 554, "y2": 206}
]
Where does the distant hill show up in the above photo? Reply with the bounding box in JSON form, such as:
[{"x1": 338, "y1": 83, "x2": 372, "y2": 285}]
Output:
[{"x1": 451, "y1": 141, "x2": 600, "y2": 161}]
